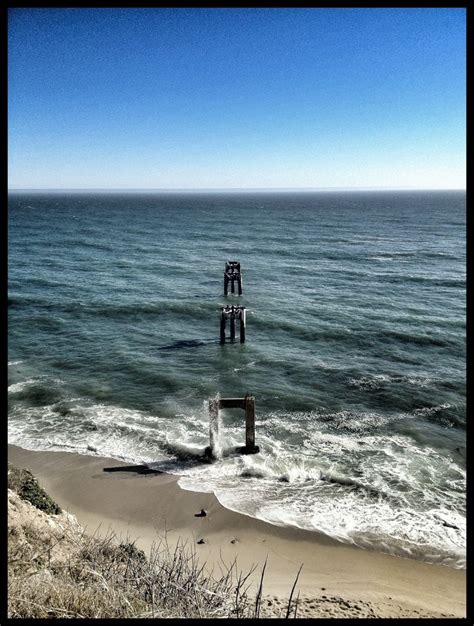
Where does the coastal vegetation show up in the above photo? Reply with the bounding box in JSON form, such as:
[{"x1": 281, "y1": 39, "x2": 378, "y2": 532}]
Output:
[
  {"x1": 8, "y1": 463, "x2": 299, "y2": 618},
  {"x1": 8, "y1": 465, "x2": 61, "y2": 514}
]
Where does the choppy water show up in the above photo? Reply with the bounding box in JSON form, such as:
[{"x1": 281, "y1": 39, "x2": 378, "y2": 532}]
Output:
[{"x1": 8, "y1": 190, "x2": 466, "y2": 567}]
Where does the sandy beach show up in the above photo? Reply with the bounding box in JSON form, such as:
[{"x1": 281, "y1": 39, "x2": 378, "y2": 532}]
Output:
[{"x1": 8, "y1": 443, "x2": 466, "y2": 618}]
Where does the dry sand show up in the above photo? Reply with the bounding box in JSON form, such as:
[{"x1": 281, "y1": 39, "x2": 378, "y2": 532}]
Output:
[{"x1": 8, "y1": 444, "x2": 466, "y2": 619}]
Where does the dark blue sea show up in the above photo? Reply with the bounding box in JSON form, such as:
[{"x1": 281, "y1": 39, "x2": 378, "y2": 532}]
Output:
[{"x1": 8, "y1": 190, "x2": 466, "y2": 567}]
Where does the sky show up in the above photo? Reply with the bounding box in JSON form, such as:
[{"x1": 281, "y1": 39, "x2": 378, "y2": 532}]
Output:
[{"x1": 8, "y1": 8, "x2": 466, "y2": 190}]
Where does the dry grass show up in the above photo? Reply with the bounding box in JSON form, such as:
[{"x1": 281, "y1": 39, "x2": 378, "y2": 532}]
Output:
[{"x1": 8, "y1": 465, "x2": 301, "y2": 619}]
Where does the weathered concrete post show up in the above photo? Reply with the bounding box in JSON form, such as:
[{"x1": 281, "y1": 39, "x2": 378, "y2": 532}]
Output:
[
  {"x1": 209, "y1": 398, "x2": 219, "y2": 452},
  {"x1": 206, "y1": 395, "x2": 259, "y2": 458},
  {"x1": 224, "y1": 261, "x2": 242, "y2": 296},
  {"x1": 240, "y1": 308, "x2": 246, "y2": 343},
  {"x1": 245, "y1": 395, "x2": 256, "y2": 451},
  {"x1": 220, "y1": 305, "x2": 246, "y2": 344},
  {"x1": 220, "y1": 311, "x2": 226, "y2": 344},
  {"x1": 230, "y1": 306, "x2": 236, "y2": 341}
]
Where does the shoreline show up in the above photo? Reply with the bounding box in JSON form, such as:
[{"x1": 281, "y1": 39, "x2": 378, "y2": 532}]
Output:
[{"x1": 8, "y1": 443, "x2": 466, "y2": 618}]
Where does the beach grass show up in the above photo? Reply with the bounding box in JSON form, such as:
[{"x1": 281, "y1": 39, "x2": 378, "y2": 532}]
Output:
[
  {"x1": 7, "y1": 445, "x2": 466, "y2": 619},
  {"x1": 8, "y1": 463, "x2": 299, "y2": 619}
]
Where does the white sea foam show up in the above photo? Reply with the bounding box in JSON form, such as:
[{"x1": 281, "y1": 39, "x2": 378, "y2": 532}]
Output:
[
  {"x1": 8, "y1": 379, "x2": 38, "y2": 393},
  {"x1": 348, "y1": 373, "x2": 433, "y2": 390},
  {"x1": 414, "y1": 403, "x2": 451, "y2": 416},
  {"x1": 175, "y1": 416, "x2": 465, "y2": 568},
  {"x1": 8, "y1": 400, "x2": 466, "y2": 569},
  {"x1": 368, "y1": 256, "x2": 412, "y2": 263}
]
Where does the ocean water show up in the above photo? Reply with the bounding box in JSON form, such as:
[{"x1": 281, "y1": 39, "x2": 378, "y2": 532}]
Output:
[{"x1": 8, "y1": 190, "x2": 466, "y2": 568}]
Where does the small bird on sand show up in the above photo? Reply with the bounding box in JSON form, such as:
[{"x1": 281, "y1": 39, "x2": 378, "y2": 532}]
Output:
[{"x1": 194, "y1": 509, "x2": 207, "y2": 517}]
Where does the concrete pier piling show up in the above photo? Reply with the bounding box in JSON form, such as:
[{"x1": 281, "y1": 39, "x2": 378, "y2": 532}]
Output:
[
  {"x1": 224, "y1": 261, "x2": 242, "y2": 296},
  {"x1": 244, "y1": 394, "x2": 256, "y2": 450},
  {"x1": 208, "y1": 398, "x2": 219, "y2": 453},
  {"x1": 206, "y1": 262, "x2": 256, "y2": 460},
  {"x1": 240, "y1": 308, "x2": 246, "y2": 343},
  {"x1": 205, "y1": 395, "x2": 259, "y2": 459},
  {"x1": 220, "y1": 305, "x2": 246, "y2": 343}
]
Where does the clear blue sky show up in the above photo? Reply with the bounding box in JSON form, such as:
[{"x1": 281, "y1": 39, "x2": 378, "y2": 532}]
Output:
[{"x1": 8, "y1": 8, "x2": 466, "y2": 190}]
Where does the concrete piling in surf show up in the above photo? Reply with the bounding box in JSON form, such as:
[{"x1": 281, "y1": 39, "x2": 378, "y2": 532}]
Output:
[
  {"x1": 220, "y1": 305, "x2": 246, "y2": 344},
  {"x1": 205, "y1": 395, "x2": 259, "y2": 459},
  {"x1": 208, "y1": 397, "x2": 220, "y2": 454},
  {"x1": 244, "y1": 394, "x2": 256, "y2": 451}
]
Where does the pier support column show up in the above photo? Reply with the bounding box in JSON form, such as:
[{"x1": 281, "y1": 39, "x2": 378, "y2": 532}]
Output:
[
  {"x1": 220, "y1": 306, "x2": 246, "y2": 344},
  {"x1": 223, "y1": 261, "x2": 242, "y2": 296},
  {"x1": 208, "y1": 398, "x2": 219, "y2": 459},
  {"x1": 240, "y1": 308, "x2": 246, "y2": 343},
  {"x1": 206, "y1": 395, "x2": 259, "y2": 458},
  {"x1": 244, "y1": 395, "x2": 256, "y2": 451},
  {"x1": 230, "y1": 313, "x2": 236, "y2": 341},
  {"x1": 220, "y1": 313, "x2": 226, "y2": 344}
]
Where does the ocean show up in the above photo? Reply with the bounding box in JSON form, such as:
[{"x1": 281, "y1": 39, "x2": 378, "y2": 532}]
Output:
[{"x1": 8, "y1": 190, "x2": 466, "y2": 568}]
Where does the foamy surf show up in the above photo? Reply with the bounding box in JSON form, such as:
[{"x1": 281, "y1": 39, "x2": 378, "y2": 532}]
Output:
[{"x1": 8, "y1": 393, "x2": 464, "y2": 569}]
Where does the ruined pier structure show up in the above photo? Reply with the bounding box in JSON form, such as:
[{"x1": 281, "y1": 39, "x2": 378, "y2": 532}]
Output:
[
  {"x1": 224, "y1": 261, "x2": 242, "y2": 296},
  {"x1": 210, "y1": 263, "x2": 258, "y2": 455},
  {"x1": 207, "y1": 395, "x2": 259, "y2": 458},
  {"x1": 220, "y1": 305, "x2": 246, "y2": 344}
]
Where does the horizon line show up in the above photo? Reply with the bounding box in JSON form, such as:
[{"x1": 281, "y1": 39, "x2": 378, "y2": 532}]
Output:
[{"x1": 8, "y1": 186, "x2": 466, "y2": 193}]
